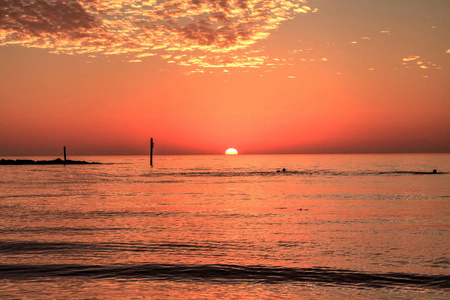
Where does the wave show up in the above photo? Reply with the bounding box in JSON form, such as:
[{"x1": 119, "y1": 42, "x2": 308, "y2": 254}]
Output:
[
  {"x1": 0, "y1": 241, "x2": 218, "y2": 254},
  {"x1": 142, "y1": 170, "x2": 447, "y2": 178},
  {"x1": 0, "y1": 263, "x2": 448, "y2": 289}
]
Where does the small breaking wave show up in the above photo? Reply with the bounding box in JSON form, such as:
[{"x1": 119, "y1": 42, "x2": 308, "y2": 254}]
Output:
[{"x1": 0, "y1": 263, "x2": 448, "y2": 289}]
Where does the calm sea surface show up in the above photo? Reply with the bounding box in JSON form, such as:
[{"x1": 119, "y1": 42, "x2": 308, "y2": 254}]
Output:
[{"x1": 0, "y1": 154, "x2": 449, "y2": 299}]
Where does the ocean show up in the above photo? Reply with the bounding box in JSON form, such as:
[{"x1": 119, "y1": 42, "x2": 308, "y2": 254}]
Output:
[{"x1": 0, "y1": 154, "x2": 449, "y2": 299}]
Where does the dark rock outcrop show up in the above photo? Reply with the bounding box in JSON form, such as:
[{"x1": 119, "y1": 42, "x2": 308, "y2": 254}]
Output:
[{"x1": 0, "y1": 158, "x2": 100, "y2": 165}]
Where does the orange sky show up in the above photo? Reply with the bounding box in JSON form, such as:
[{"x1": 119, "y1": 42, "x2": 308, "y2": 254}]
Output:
[{"x1": 0, "y1": 0, "x2": 449, "y2": 155}]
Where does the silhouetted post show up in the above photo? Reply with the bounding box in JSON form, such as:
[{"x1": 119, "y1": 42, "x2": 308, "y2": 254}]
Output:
[
  {"x1": 150, "y1": 138, "x2": 154, "y2": 167},
  {"x1": 63, "y1": 146, "x2": 67, "y2": 165}
]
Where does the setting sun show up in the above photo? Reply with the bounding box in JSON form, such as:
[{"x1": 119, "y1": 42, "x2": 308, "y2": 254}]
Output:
[{"x1": 225, "y1": 148, "x2": 238, "y2": 155}]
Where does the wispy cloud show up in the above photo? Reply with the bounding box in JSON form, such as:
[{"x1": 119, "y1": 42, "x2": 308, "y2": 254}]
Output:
[
  {"x1": 401, "y1": 55, "x2": 441, "y2": 71},
  {"x1": 0, "y1": 0, "x2": 315, "y2": 67},
  {"x1": 402, "y1": 55, "x2": 420, "y2": 62}
]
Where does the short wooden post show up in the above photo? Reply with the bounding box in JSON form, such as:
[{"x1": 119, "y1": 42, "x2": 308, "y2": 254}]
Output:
[
  {"x1": 150, "y1": 138, "x2": 154, "y2": 167},
  {"x1": 63, "y1": 146, "x2": 67, "y2": 164}
]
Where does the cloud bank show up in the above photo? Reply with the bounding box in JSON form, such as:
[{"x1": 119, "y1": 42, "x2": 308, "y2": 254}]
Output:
[{"x1": 0, "y1": 0, "x2": 314, "y2": 67}]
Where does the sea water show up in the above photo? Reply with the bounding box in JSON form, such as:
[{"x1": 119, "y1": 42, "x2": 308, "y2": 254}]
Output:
[{"x1": 0, "y1": 154, "x2": 449, "y2": 299}]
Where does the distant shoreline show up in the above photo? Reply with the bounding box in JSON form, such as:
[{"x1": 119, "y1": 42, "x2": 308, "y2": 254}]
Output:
[{"x1": 0, "y1": 158, "x2": 101, "y2": 165}]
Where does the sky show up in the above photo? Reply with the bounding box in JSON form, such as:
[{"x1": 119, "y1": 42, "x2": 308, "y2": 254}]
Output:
[{"x1": 0, "y1": 0, "x2": 449, "y2": 155}]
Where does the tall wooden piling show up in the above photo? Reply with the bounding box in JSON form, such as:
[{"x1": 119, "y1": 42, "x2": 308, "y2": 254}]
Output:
[
  {"x1": 63, "y1": 146, "x2": 67, "y2": 164},
  {"x1": 150, "y1": 138, "x2": 154, "y2": 167}
]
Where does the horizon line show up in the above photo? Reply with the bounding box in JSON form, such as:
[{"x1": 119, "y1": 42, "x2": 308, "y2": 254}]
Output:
[{"x1": 2, "y1": 151, "x2": 450, "y2": 157}]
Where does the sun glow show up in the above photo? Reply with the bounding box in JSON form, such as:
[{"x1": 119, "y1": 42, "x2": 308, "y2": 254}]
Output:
[{"x1": 225, "y1": 148, "x2": 238, "y2": 155}]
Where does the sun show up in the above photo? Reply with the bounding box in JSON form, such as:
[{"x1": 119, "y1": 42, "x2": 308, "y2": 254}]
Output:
[{"x1": 225, "y1": 148, "x2": 238, "y2": 155}]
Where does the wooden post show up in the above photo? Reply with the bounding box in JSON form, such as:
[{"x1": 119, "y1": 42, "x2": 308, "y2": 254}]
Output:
[
  {"x1": 63, "y1": 146, "x2": 66, "y2": 164},
  {"x1": 150, "y1": 138, "x2": 154, "y2": 167}
]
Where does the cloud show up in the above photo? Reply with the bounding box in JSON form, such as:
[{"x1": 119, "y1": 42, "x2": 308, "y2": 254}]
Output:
[
  {"x1": 402, "y1": 55, "x2": 420, "y2": 62},
  {"x1": 0, "y1": 0, "x2": 316, "y2": 67},
  {"x1": 177, "y1": 52, "x2": 269, "y2": 68},
  {"x1": 0, "y1": 1, "x2": 98, "y2": 35},
  {"x1": 401, "y1": 56, "x2": 441, "y2": 71}
]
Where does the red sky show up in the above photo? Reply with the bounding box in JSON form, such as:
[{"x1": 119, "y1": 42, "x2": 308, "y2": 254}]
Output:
[{"x1": 0, "y1": 0, "x2": 449, "y2": 155}]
